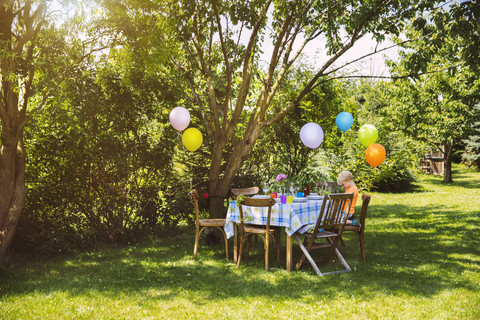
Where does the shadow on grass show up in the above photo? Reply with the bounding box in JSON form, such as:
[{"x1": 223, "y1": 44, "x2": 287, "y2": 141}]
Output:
[
  {"x1": 415, "y1": 166, "x2": 480, "y2": 190},
  {"x1": 2, "y1": 203, "x2": 479, "y2": 304}
]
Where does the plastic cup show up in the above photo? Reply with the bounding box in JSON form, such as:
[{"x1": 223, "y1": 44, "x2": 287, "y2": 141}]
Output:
[
  {"x1": 287, "y1": 196, "x2": 293, "y2": 204},
  {"x1": 296, "y1": 192, "x2": 304, "y2": 198},
  {"x1": 270, "y1": 192, "x2": 277, "y2": 198},
  {"x1": 280, "y1": 195, "x2": 287, "y2": 204}
]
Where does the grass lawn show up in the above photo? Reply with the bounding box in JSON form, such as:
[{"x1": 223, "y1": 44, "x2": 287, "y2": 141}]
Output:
[{"x1": 1, "y1": 164, "x2": 479, "y2": 319}]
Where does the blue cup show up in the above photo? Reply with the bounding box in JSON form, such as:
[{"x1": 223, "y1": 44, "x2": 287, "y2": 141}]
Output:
[{"x1": 296, "y1": 192, "x2": 304, "y2": 198}]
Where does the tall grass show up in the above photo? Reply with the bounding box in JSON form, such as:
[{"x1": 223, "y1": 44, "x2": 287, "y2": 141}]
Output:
[{"x1": 1, "y1": 164, "x2": 479, "y2": 319}]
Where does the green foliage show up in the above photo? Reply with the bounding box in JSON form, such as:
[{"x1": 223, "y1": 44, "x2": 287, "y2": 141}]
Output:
[
  {"x1": 462, "y1": 104, "x2": 480, "y2": 169},
  {"x1": 248, "y1": 67, "x2": 350, "y2": 188},
  {"x1": 13, "y1": 0, "x2": 469, "y2": 255},
  {"x1": 387, "y1": 14, "x2": 480, "y2": 182},
  {"x1": 323, "y1": 80, "x2": 422, "y2": 193},
  {"x1": 19, "y1": 60, "x2": 181, "y2": 253}
]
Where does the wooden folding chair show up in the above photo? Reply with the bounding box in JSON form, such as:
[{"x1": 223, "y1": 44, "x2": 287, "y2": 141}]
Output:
[
  {"x1": 236, "y1": 197, "x2": 281, "y2": 271},
  {"x1": 190, "y1": 189, "x2": 229, "y2": 261},
  {"x1": 293, "y1": 193, "x2": 354, "y2": 276},
  {"x1": 315, "y1": 181, "x2": 341, "y2": 195},
  {"x1": 341, "y1": 193, "x2": 371, "y2": 263}
]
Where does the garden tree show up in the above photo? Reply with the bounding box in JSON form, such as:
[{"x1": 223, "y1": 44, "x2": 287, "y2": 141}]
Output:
[
  {"x1": 15, "y1": 2, "x2": 189, "y2": 252},
  {"x1": 246, "y1": 63, "x2": 341, "y2": 185},
  {"x1": 462, "y1": 104, "x2": 480, "y2": 168},
  {"x1": 100, "y1": 0, "x2": 443, "y2": 218},
  {"x1": 1, "y1": 0, "x2": 122, "y2": 260},
  {"x1": 351, "y1": 80, "x2": 422, "y2": 191},
  {"x1": 388, "y1": 14, "x2": 480, "y2": 183},
  {"x1": 437, "y1": 0, "x2": 480, "y2": 71},
  {"x1": 0, "y1": 0, "x2": 47, "y2": 264}
]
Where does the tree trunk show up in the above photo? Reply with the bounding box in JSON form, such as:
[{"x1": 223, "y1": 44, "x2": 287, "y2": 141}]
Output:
[
  {"x1": 0, "y1": 0, "x2": 45, "y2": 264},
  {"x1": 208, "y1": 132, "x2": 261, "y2": 218},
  {"x1": 0, "y1": 131, "x2": 27, "y2": 264},
  {"x1": 443, "y1": 142, "x2": 453, "y2": 183}
]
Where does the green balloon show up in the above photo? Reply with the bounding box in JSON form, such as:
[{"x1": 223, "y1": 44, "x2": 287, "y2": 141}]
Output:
[{"x1": 358, "y1": 124, "x2": 378, "y2": 147}]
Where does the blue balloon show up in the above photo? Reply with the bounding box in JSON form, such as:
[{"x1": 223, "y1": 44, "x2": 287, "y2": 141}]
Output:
[{"x1": 336, "y1": 112, "x2": 354, "y2": 132}]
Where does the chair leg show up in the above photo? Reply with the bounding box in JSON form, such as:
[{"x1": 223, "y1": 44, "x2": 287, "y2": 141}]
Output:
[
  {"x1": 233, "y1": 224, "x2": 238, "y2": 263},
  {"x1": 293, "y1": 234, "x2": 323, "y2": 276},
  {"x1": 323, "y1": 237, "x2": 339, "y2": 264},
  {"x1": 265, "y1": 234, "x2": 270, "y2": 271},
  {"x1": 340, "y1": 235, "x2": 345, "y2": 246},
  {"x1": 193, "y1": 226, "x2": 202, "y2": 258},
  {"x1": 275, "y1": 231, "x2": 281, "y2": 264},
  {"x1": 236, "y1": 231, "x2": 246, "y2": 269},
  {"x1": 358, "y1": 231, "x2": 366, "y2": 263},
  {"x1": 216, "y1": 227, "x2": 229, "y2": 261},
  {"x1": 294, "y1": 236, "x2": 305, "y2": 269},
  {"x1": 321, "y1": 247, "x2": 351, "y2": 275}
]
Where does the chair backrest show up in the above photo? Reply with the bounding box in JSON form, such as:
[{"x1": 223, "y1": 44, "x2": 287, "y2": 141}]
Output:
[
  {"x1": 231, "y1": 186, "x2": 260, "y2": 199},
  {"x1": 189, "y1": 189, "x2": 200, "y2": 225},
  {"x1": 312, "y1": 193, "x2": 354, "y2": 233},
  {"x1": 358, "y1": 193, "x2": 371, "y2": 228},
  {"x1": 315, "y1": 181, "x2": 341, "y2": 195},
  {"x1": 238, "y1": 197, "x2": 276, "y2": 230}
]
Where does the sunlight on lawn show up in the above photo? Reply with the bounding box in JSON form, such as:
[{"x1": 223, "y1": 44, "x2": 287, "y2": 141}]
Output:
[{"x1": 1, "y1": 165, "x2": 479, "y2": 319}]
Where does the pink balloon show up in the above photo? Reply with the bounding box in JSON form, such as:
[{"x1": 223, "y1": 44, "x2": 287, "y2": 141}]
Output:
[{"x1": 169, "y1": 107, "x2": 191, "y2": 132}]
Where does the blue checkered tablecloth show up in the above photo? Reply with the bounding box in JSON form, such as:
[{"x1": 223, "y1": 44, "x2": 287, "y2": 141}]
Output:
[{"x1": 224, "y1": 199, "x2": 324, "y2": 238}]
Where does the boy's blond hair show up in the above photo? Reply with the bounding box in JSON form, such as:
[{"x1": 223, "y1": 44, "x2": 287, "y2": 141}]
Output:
[{"x1": 337, "y1": 171, "x2": 354, "y2": 185}]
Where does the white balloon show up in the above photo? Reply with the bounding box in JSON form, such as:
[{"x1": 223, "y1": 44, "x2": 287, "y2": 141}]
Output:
[
  {"x1": 300, "y1": 122, "x2": 324, "y2": 149},
  {"x1": 169, "y1": 107, "x2": 191, "y2": 132}
]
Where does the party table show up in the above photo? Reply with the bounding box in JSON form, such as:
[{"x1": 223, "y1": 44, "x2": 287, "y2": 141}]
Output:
[{"x1": 224, "y1": 197, "x2": 324, "y2": 271}]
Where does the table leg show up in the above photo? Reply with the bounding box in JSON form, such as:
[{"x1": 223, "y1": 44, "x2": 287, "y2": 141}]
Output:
[
  {"x1": 286, "y1": 234, "x2": 292, "y2": 272},
  {"x1": 233, "y1": 222, "x2": 238, "y2": 263}
]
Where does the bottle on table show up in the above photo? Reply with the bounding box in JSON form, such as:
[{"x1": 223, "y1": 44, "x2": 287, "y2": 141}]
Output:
[{"x1": 304, "y1": 174, "x2": 310, "y2": 196}]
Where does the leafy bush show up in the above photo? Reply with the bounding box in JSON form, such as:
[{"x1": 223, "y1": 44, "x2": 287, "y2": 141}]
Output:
[{"x1": 16, "y1": 64, "x2": 182, "y2": 254}]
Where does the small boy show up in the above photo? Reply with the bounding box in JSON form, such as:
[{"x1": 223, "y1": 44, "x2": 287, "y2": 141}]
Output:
[{"x1": 337, "y1": 170, "x2": 359, "y2": 226}]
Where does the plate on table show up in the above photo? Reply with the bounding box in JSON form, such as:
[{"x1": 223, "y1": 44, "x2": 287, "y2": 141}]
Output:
[
  {"x1": 252, "y1": 195, "x2": 270, "y2": 199},
  {"x1": 293, "y1": 197, "x2": 307, "y2": 203},
  {"x1": 307, "y1": 195, "x2": 324, "y2": 201}
]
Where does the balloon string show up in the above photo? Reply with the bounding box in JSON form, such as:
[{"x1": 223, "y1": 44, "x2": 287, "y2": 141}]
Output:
[
  {"x1": 177, "y1": 130, "x2": 192, "y2": 189},
  {"x1": 190, "y1": 162, "x2": 193, "y2": 190}
]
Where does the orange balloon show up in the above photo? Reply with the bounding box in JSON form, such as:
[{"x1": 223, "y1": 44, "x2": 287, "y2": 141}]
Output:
[{"x1": 365, "y1": 143, "x2": 386, "y2": 168}]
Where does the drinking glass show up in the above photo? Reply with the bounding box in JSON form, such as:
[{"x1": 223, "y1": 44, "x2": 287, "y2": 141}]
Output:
[
  {"x1": 262, "y1": 182, "x2": 270, "y2": 195},
  {"x1": 289, "y1": 185, "x2": 295, "y2": 196}
]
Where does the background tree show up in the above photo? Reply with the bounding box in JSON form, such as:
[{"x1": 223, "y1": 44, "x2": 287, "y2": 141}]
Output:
[
  {"x1": 387, "y1": 11, "x2": 480, "y2": 183},
  {"x1": 0, "y1": 0, "x2": 47, "y2": 264},
  {"x1": 462, "y1": 103, "x2": 480, "y2": 169}
]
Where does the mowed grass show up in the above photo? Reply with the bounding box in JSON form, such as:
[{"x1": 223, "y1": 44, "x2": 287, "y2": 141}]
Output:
[{"x1": 1, "y1": 164, "x2": 479, "y2": 319}]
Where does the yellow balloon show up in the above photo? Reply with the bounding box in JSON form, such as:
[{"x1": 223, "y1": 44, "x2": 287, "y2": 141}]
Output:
[{"x1": 182, "y1": 128, "x2": 203, "y2": 152}]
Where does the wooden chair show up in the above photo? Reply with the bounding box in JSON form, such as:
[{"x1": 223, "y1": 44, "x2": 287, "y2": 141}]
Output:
[
  {"x1": 231, "y1": 186, "x2": 260, "y2": 199},
  {"x1": 236, "y1": 197, "x2": 281, "y2": 271},
  {"x1": 189, "y1": 189, "x2": 229, "y2": 261},
  {"x1": 315, "y1": 181, "x2": 341, "y2": 195},
  {"x1": 341, "y1": 193, "x2": 371, "y2": 263},
  {"x1": 231, "y1": 186, "x2": 261, "y2": 249},
  {"x1": 293, "y1": 192, "x2": 354, "y2": 276}
]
